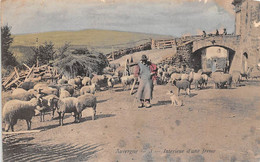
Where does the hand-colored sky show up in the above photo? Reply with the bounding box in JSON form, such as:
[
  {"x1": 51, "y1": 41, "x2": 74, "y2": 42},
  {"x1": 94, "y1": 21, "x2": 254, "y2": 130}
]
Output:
[{"x1": 1, "y1": 0, "x2": 236, "y2": 36}]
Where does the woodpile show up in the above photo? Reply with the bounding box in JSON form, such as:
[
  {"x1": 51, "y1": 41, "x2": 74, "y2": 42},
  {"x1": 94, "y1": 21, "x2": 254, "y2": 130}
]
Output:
[{"x1": 2, "y1": 64, "x2": 60, "y2": 90}]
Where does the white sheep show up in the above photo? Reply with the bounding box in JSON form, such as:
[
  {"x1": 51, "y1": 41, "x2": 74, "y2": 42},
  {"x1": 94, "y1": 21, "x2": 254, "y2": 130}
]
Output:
[
  {"x1": 57, "y1": 95, "x2": 97, "y2": 126},
  {"x1": 212, "y1": 72, "x2": 232, "y2": 89},
  {"x1": 192, "y1": 72, "x2": 203, "y2": 90},
  {"x1": 107, "y1": 77, "x2": 115, "y2": 88},
  {"x1": 38, "y1": 87, "x2": 59, "y2": 96},
  {"x1": 80, "y1": 84, "x2": 96, "y2": 95},
  {"x1": 201, "y1": 74, "x2": 208, "y2": 88},
  {"x1": 91, "y1": 75, "x2": 108, "y2": 90},
  {"x1": 57, "y1": 97, "x2": 79, "y2": 126},
  {"x1": 72, "y1": 89, "x2": 81, "y2": 97},
  {"x1": 59, "y1": 88, "x2": 71, "y2": 99},
  {"x1": 105, "y1": 75, "x2": 115, "y2": 88},
  {"x1": 33, "y1": 83, "x2": 49, "y2": 91},
  {"x1": 82, "y1": 77, "x2": 91, "y2": 86},
  {"x1": 170, "y1": 73, "x2": 182, "y2": 84},
  {"x1": 12, "y1": 88, "x2": 27, "y2": 95},
  {"x1": 188, "y1": 71, "x2": 194, "y2": 83},
  {"x1": 121, "y1": 75, "x2": 135, "y2": 90},
  {"x1": 112, "y1": 75, "x2": 120, "y2": 85},
  {"x1": 62, "y1": 75, "x2": 69, "y2": 80},
  {"x1": 60, "y1": 84, "x2": 75, "y2": 96},
  {"x1": 248, "y1": 67, "x2": 260, "y2": 80},
  {"x1": 232, "y1": 71, "x2": 242, "y2": 87},
  {"x1": 68, "y1": 79, "x2": 77, "y2": 88},
  {"x1": 161, "y1": 71, "x2": 170, "y2": 84},
  {"x1": 57, "y1": 78, "x2": 68, "y2": 85},
  {"x1": 2, "y1": 97, "x2": 40, "y2": 132},
  {"x1": 181, "y1": 73, "x2": 189, "y2": 81},
  {"x1": 4, "y1": 89, "x2": 37, "y2": 104},
  {"x1": 77, "y1": 94, "x2": 97, "y2": 121}
]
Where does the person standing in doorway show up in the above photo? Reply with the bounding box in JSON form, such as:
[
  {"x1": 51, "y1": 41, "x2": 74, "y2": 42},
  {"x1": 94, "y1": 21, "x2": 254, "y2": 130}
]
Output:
[
  {"x1": 212, "y1": 59, "x2": 217, "y2": 72},
  {"x1": 134, "y1": 55, "x2": 157, "y2": 108}
]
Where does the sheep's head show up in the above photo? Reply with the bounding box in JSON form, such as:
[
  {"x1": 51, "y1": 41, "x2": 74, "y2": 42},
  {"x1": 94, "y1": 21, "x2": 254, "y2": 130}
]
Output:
[
  {"x1": 35, "y1": 94, "x2": 43, "y2": 107},
  {"x1": 172, "y1": 80, "x2": 177, "y2": 86},
  {"x1": 92, "y1": 83, "x2": 97, "y2": 89},
  {"x1": 48, "y1": 97, "x2": 59, "y2": 108},
  {"x1": 76, "y1": 76, "x2": 82, "y2": 79},
  {"x1": 28, "y1": 89, "x2": 38, "y2": 96},
  {"x1": 197, "y1": 69, "x2": 203, "y2": 74}
]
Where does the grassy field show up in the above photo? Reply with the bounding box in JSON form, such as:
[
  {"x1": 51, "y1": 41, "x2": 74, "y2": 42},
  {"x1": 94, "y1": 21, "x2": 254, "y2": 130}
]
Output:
[
  {"x1": 10, "y1": 29, "x2": 173, "y2": 67},
  {"x1": 12, "y1": 29, "x2": 174, "y2": 54}
]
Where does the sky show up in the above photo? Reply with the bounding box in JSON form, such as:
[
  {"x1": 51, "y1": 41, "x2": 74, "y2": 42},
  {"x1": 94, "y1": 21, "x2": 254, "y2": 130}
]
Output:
[{"x1": 1, "y1": 0, "x2": 236, "y2": 36}]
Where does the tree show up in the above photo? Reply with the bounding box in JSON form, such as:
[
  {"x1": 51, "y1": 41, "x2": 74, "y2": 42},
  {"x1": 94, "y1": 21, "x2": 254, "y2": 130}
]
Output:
[
  {"x1": 1, "y1": 25, "x2": 17, "y2": 67},
  {"x1": 55, "y1": 42, "x2": 71, "y2": 60},
  {"x1": 31, "y1": 41, "x2": 56, "y2": 66}
]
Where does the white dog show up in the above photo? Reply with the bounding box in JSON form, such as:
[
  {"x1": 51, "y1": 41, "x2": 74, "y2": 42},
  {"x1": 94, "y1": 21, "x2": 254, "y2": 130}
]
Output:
[{"x1": 167, "y1": 90, "x2": 184, "y2": 106}]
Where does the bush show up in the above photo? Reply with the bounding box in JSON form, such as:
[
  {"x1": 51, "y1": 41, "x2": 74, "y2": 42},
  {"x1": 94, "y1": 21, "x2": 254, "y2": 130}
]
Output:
[{"x1": 54, "y1": 49, "x2": 108, "y2": 78}]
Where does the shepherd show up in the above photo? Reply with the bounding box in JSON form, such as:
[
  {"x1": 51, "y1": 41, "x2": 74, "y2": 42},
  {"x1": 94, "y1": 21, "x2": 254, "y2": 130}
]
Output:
[{"x1": 134, "y1": 55, "x2": 157, "y2": 108}]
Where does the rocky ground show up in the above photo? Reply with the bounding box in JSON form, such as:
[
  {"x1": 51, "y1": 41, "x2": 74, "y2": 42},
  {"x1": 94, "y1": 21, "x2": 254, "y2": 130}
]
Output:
[{"x1": 2, "y1": 79, "x2": 260, "y2": 162}]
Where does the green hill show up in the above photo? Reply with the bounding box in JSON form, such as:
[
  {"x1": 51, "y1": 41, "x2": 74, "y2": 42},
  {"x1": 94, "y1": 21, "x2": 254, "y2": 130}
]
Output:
[
  {"x1": 12, "y1": 29, "x2": 174, "y2": 54},
  {"x1": 9, "y1": 29, "x2": 174, "y2": 70}
]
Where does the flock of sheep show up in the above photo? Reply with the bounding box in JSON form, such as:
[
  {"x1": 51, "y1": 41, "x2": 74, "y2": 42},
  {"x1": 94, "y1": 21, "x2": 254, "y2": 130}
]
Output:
[
  {"x1": 156, "y1": 64, "x2": 236, "y2": 94},
  {"x1": 2, "y1": 62, "x2": 260, "y2": 132}
]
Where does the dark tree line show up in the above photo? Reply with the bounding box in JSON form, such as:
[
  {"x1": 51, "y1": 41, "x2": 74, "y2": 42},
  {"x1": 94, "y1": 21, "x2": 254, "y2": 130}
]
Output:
[
  {"x1": 1, "y1": 25, "x2": 17, "y2": 67},
  {"x1": 31, "y1": 41, "x2": 56, "y2": 65}
]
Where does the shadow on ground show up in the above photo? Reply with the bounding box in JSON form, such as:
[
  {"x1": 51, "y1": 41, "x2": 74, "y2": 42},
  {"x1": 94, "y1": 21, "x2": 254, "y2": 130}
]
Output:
[
  {"x1": 3, "y1": 135, "x2": 103, "y2": 161},
  {"x1": 97, "y1": 99, "x2": 109, "y2": 103},
  {"x1": 153, "y1": 100, "x2": 172, "y2": 106},
  {"x1": 81, "y1": 114, "x2": 116, "y2": 122}
]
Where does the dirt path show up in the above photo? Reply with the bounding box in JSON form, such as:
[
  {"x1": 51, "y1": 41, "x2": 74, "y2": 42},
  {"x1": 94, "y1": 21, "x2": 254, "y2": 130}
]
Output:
[{"x1": 2, "y1": 81, "x2": 260, "y2": 162}]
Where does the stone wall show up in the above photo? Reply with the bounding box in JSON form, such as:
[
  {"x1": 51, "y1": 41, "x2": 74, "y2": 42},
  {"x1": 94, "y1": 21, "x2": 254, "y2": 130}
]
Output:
[
  {"x1": 175, "y1": 43, "x2": 193, "y2": 68},
  {"x1": 232, "y1": 0, "x2": 260, "y2": 73}
]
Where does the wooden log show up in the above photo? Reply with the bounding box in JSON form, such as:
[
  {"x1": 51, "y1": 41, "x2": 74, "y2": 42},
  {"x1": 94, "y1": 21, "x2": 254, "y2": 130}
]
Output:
[
  {"x1": 130, "y1": 79, "x2": 137, "y2": 95},
  {"x1": 15, "y1": 80, "x2": 22, "y2": 87},
  {"x1": 5, "y1": 77, "x2": 20, "y2": 89},
  {"x1": 2, "y1": 129, "x2": 42, "y2": 135},
  {"x1": 23, "y1": 63, "x2": 30, "y2": 70},
  {"x1": 26, "y1": 64, "x2": 35, "y2": 79},
  {"x1": 2, "y1": 71, "x2": 15, "y2": 86},
  {"x1": 14, "y1": 67, "x2": 19, "y2": 78},
  {"x1": 17, "y1": 81, "x2": 24, "y2": 88}
]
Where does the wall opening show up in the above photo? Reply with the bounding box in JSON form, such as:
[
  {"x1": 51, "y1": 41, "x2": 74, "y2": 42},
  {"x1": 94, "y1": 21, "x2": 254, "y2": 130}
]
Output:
[
  {"x1": 242, "y1": 52, "x2": 248, "y2": 74},
  {"x1": 192, "y1": 46, "x2": 235, "y2": 73}
]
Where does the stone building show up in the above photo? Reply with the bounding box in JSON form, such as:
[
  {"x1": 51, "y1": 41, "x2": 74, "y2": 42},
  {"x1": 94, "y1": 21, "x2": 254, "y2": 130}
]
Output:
[
  {"x1": 159, "y1": 0, "x2": 259, "y2": 74},
  {"x1": 231, "y1": 0, "x2": 260, "y2": 73}
]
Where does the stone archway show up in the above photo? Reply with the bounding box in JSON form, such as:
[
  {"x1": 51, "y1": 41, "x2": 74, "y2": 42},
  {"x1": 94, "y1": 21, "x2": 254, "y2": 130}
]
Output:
[{"x1": 191, "y1": 45, "x2": 236, "y2": 73}]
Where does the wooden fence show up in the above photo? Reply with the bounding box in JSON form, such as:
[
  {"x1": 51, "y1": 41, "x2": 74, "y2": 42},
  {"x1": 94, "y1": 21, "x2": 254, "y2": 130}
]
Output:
[{"x1": 151, "y1": 39, "x2": 177, "y2": 49}]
